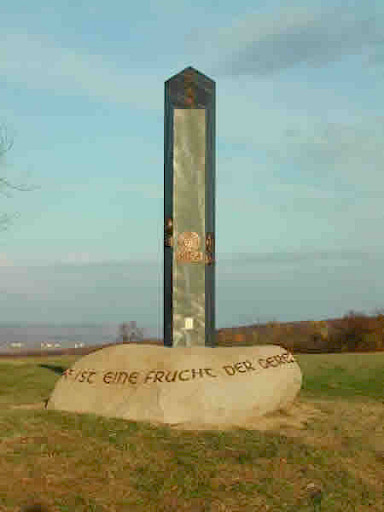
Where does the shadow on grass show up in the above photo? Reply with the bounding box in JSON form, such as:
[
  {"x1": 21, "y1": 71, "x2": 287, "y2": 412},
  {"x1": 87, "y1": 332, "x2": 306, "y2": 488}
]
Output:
[{"x1": 38, "y1": 364, "x2": 67, "y2": 375}]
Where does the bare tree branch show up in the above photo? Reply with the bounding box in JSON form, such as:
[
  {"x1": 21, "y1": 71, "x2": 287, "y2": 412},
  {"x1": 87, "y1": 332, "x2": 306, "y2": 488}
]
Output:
[
  {"x1": 116, "y1": 321, "x2": 144, "y2": 343},
  {"x1": 0, "y1": 124, "x2": 39, "y2": 231},
  {"x1": 0, "y1": 124, "x2": 13, "y2": 156},
  {"x1": 0, "y1": 176, "x2": 38, "y2": 195}
]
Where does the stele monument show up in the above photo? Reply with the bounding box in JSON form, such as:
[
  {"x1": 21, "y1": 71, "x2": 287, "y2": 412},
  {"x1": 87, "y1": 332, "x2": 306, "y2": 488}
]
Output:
[{"x1": 47, "y1": 67, "x2": 302, "y2": 430}]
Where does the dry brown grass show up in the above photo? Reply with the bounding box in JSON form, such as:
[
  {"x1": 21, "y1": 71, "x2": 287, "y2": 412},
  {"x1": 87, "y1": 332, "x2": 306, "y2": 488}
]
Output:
[{"x1": 0, "y1": 352, "x2": 383, "y2": 511}]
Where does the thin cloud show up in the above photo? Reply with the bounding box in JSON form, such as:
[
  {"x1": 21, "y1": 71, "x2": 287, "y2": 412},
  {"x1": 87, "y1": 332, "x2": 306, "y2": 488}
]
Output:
[
  {"x1": 285, "y1": 119, "x2": 384, "y2": 192},
  {"x1": 0, "y1": 253, "x2": 382, "y2": 327},
  {"x1": 41, "y1": 182, "x2": 163, "y2": 199},
  {"x1": 203, "y1": 4, "x2": 383, "y2": 76},
  {"x1": 0, "y1": 32, "x2": 162, "y2": 108},
  {"x1": 60, "y1": 252, "x2": 93, "y2": 264},
  {"x1": 226, "y1": 248, "x2": 384, "y2": 264}
]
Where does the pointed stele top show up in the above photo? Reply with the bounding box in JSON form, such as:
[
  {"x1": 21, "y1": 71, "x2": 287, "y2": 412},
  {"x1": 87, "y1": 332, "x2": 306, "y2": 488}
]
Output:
[{"x1": 165, "y1": 66, "x2": 215, "y2": 109}]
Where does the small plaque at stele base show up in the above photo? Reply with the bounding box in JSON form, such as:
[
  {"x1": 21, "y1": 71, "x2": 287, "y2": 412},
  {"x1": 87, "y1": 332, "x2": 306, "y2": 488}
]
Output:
[{"x1": 47, "y1": 344, "x2": 302, "y2": 430}]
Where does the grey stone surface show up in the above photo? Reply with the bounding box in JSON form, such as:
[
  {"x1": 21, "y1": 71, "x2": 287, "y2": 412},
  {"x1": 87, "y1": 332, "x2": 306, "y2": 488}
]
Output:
[{"x1": 164, "y1": 67, "x2": 215, "y2": 347}]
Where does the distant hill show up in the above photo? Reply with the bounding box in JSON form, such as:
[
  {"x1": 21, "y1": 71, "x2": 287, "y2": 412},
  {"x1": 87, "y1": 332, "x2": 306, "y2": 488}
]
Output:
[{"x1": 1, "y1": 311, "x2": 383, "y2": 356}]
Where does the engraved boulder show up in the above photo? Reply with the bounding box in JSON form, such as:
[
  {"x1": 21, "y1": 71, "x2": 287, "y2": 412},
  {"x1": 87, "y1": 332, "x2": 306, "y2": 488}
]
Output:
[{"x1": 47, "y1": 344, "x2": 302, "y2": 429}]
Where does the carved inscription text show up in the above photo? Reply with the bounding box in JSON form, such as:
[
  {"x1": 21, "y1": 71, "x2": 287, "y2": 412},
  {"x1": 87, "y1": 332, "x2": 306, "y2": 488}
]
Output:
[{"x1": 62, "y1": 351, "x2": 296, "y2": 386}]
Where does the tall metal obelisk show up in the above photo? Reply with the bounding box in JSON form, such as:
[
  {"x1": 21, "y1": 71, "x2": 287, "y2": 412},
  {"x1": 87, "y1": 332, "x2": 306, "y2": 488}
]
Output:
[{"x1": 164, "y1": 66, "x2": 216, "y2": 347}]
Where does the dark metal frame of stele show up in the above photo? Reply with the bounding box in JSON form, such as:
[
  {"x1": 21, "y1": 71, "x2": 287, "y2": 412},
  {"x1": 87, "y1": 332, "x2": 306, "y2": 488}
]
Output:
[{"x1": 164, "y1": 66, "x2": 216, "y2": 347}]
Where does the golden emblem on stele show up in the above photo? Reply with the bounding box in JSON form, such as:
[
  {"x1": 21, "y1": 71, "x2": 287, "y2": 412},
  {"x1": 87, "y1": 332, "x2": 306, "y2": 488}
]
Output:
[{"x1": 176, "y1": 232, "x2": 203, "y2": 263}]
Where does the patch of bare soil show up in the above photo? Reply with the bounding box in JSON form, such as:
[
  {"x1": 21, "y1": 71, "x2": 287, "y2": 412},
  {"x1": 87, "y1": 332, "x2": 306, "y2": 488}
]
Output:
[{"x1": 152, "y1": 397, "x2": 327, "y2": 434}]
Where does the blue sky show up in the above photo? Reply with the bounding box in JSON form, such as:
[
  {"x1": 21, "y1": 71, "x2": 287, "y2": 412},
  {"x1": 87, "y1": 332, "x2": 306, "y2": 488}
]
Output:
[{"x1": 0, "y1": 0, "x2": 383, "y2": 338}]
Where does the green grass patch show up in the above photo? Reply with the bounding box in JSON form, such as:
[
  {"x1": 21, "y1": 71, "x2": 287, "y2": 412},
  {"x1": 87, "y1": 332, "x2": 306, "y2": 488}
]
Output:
[{"x1": 295, "y1": 352, "x2": 384, "y2": 400}]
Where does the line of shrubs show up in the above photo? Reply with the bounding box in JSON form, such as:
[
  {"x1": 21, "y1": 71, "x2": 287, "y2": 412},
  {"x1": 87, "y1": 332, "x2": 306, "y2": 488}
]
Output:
[
  {"x1": 317, "y1": 310, "x2": 384, "y2": 353},
  {"x1": 217, "y1": 310, "x2": 384, "y2": 353}
]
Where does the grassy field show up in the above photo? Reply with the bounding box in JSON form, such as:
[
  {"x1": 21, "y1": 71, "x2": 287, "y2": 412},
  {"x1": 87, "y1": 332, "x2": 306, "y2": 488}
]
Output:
[{"x1": 0, "y1": 351, "x2": 383, "y2": 512}]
